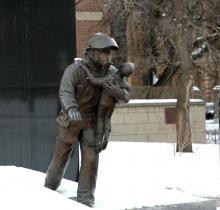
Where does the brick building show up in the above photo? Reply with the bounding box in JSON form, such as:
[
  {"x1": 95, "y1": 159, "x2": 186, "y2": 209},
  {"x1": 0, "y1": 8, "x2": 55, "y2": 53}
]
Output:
[{"x1": 76, "y1": 0, "x2": 105, "y2": 57}]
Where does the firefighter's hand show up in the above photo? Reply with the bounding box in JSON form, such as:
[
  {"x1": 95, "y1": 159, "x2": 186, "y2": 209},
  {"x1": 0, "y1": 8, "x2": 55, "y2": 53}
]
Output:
[
  {"x1": 67, "y1": 108, "x2": 82, "y2": 122},
  {"x1": 103, "y1": 81, "x2": 123, "y2": 99}
]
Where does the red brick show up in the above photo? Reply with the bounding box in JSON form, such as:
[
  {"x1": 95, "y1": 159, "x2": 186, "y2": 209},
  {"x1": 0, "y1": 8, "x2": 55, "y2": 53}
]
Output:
[
  {"x1": 76, "y1": 20, "x2": 106, "y2": 57},
  {"x1": 75, "y1": 0, "x2": 104, "y2": 56},
  {"x1": 76, "y1": 0, "x2": 102, "y2": 12}
]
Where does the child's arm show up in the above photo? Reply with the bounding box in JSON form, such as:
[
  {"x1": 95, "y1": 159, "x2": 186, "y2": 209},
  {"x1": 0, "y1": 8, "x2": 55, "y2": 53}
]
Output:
[{"x1": 88, "y1": 75, "x2": 114, "y2": 87}]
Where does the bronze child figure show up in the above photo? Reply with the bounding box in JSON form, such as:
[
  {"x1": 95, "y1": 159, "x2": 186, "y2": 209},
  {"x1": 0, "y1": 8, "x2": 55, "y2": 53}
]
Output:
[{"x1": 85, "y1": 62, "x2": 134, "y2": 152}]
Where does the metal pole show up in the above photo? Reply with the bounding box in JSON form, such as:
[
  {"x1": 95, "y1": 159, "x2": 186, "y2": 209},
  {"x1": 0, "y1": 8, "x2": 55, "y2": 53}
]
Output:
[
  {"x1": 213, "y1": 85, "x2": 220, "y2": 170},
  {"x1": 218, "y1": 92, "x2": 220, "y2": 164}
]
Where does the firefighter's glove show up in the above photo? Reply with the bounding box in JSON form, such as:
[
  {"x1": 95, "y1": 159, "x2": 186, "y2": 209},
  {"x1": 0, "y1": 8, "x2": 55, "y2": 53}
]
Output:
[
  {"x1": 68, "y1": 108, "x2": 82, "y2": 122},
  {"x1": 103, "y1": 82, "x2": 123, "y2": 99}
]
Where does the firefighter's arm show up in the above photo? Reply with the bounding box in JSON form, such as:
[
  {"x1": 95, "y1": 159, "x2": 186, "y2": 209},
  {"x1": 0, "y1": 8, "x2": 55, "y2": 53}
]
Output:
[{"x1": 59, "y1": 64, "x2": 82, "y2": 122}]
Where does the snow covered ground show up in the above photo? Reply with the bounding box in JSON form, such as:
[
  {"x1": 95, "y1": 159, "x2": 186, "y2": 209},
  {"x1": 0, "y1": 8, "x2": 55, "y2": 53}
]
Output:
[
  {"x1": 1, "y1": 142, "x2": 220, "y2": 209},
  {"x1": 95, "y1": 142, "x2": 220, "y2": 209},
  {"x1": 0, "y1": 166, "x2": 89, "y2": 210}
]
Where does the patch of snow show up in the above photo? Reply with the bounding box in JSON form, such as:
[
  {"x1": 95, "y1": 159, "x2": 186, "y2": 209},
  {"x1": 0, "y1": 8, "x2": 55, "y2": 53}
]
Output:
[
  {"x1": 1, "y1": 142, "x2": 220, "y2": 209},
  {"x1": 192, "y1": 86, "x2": 200, "y2": 91},
  {"x1": 0, "y1": 166, "x2": 89, "y2": 210}
]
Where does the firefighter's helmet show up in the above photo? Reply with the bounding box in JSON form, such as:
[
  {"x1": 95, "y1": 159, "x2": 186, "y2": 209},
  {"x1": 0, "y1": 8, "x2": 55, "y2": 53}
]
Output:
[{"x1": 86, "y1": 32, "x2": 119, "y2": 50}]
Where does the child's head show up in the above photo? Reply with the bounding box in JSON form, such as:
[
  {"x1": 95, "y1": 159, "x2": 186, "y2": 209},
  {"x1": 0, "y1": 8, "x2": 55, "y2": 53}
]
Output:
[{"x1": 118, "y1": 62, "x2": 134, "y2": 77}]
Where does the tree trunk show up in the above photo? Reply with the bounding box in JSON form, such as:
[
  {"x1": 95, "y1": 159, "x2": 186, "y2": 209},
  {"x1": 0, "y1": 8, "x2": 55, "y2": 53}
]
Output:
[
  {"x1": 174, "y1": 0, "x2": 193, "y2": 152},
  {"x1": 175, "y1": 28, "x2": 193, "y2": 152}
]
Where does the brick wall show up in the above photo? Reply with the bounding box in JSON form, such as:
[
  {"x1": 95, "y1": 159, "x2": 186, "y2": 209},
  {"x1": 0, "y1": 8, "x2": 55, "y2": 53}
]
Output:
[
  {"x1": 76, "y1": 0, "x2": 105, "y2": 57},
  {"x1": 76, "y1": 0, "x2": 102, "y2": 12},
  {"x1": 76, "y1": 20, "x2": 104, "y2": 56}
]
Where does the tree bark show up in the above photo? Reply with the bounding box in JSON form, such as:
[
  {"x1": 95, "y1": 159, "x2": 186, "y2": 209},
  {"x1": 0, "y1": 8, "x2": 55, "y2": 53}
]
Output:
[
  {"x1": 175, "y1": 1, "x2": 193, "y2": 152},
  {"x1": 174, "y1": 0, "x2": 193, "y2": 152}
]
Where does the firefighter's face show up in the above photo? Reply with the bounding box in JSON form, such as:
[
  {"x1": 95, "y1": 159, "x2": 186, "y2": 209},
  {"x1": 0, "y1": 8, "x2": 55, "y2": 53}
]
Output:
[
  {"x1": 96, "y1": 48, "x2": 112, "y2": 68},
  {"x1": 98, "y1": 48, "x2": 111, "y2": 63},
  {"x1": 90, "y1": 48, "x2": 112, "y2": 69}
]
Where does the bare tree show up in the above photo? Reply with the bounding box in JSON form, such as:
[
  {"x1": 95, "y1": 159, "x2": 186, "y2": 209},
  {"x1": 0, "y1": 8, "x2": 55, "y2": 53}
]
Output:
[{"x1": 99, "y1": 0, "x2": 220, "y2": 152}]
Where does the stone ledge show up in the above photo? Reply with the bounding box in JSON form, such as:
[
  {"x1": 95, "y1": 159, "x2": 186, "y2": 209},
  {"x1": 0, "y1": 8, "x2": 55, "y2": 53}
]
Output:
[
  {"x1": 126, "y1": 200, "x2": 216, "y2": 210},
  {"x1": 117, "y1": 99, "x2": 205, "y2": 108}
]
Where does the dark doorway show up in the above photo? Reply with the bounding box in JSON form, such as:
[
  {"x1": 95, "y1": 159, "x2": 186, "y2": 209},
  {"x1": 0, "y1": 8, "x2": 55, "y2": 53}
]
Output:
[{"x1": 0, "y1": 0, "x2": 79, "y2": 181}]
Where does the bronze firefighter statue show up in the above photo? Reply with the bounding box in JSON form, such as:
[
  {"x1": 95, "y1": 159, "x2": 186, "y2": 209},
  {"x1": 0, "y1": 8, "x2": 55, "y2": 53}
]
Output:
[{"x1": 44, "y1": 32, "x2": 134, "y2": 207}]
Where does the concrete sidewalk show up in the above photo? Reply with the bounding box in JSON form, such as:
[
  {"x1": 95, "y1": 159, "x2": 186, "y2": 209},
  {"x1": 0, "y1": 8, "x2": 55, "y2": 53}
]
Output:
[{"x1": 128, "y1": 200, "x2": 216, "y2": 210}]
